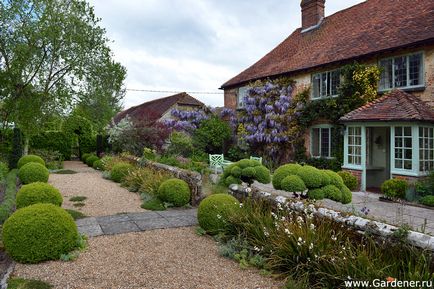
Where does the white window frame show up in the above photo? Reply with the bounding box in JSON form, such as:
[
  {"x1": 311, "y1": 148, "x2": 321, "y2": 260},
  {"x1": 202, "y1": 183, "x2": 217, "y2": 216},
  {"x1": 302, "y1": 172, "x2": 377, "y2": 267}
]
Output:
[
  {"x1": 378, "y1": 52, "x2": 424, "y2": 92},
  {"x1": 346, "y1": 126, "x2": 362, "y2": 166},
  {"x1": 237, "y1": 86, "x2": 248, "y2": 109},
  {"x1": 311, "y1": 69, "x2": 340, "y2": 100},
  {"x1": 310, "y1": 124, "x2": 335, "y2": 159},
  {"x1": 419, "y1": 126, "x2": 434, "y2": 173}
]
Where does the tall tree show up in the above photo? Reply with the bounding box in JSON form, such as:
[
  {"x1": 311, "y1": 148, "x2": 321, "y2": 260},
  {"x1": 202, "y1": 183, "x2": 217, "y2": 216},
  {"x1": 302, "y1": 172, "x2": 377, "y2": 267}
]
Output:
[{"x1": 0, "y1": 0, "x2": 126, "y2": 152}]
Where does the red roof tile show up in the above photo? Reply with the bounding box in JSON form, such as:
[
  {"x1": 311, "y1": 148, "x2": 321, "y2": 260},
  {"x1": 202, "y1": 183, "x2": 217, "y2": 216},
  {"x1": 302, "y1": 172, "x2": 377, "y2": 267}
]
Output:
[
  {"x1": 221, "y1": 0, "x2": 434, "y2": 89},
  {"x1": 113, "y1": 92, "x2": 204, "y2": 124},
  {"x1": 339, "y1": 90, "x2": 434, "y2": 123}
]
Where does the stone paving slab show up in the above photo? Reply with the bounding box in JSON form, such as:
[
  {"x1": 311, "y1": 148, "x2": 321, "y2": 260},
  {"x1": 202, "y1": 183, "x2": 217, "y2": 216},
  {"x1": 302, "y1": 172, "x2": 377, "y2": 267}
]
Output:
[{"x1": 77, "y1": 208, "x2": 198, "y2": 237}]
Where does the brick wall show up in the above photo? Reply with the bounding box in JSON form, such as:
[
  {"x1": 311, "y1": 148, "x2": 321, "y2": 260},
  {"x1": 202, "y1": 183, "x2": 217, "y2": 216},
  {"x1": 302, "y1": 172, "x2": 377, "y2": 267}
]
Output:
[{"x1": 301, "y1": 0, "x2": 325, "y2": 30}]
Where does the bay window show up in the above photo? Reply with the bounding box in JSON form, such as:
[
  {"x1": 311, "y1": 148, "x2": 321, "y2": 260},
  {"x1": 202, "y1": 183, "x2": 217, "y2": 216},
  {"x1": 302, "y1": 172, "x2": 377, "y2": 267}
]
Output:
[
  {"x1": 347, "y1": 127, "x2": 362, "y2": 165},
  {"x1": 394, "y1": 126, "x2": 413, "y2": 170},
  {"x1": 419, "y1": 127, "x2": 434, "y2": 172}
]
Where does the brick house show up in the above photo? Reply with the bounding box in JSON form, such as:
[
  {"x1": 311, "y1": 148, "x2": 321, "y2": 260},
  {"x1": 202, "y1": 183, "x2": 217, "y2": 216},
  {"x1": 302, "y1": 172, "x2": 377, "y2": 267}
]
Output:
[{"x1": 221, "y1": 0, "x2": 434, "y2": 191}]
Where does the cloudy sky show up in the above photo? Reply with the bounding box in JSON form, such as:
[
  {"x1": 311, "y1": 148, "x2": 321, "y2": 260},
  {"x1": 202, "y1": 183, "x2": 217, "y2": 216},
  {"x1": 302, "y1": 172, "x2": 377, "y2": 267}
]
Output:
[{"x1": 89, "y1": 0, "x2": 365, "y2": 109}]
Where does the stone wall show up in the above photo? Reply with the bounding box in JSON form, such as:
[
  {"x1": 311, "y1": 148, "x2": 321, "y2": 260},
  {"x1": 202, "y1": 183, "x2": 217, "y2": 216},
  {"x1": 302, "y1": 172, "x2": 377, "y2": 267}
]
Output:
[{"x1": 228, "y1": 184, "x2": 434, "y2": 251}]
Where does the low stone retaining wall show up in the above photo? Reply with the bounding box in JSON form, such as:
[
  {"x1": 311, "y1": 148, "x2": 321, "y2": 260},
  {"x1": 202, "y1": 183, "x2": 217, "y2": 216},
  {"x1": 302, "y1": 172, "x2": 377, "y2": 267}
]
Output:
[{"x1": 229, "y1": 184, "x2": 434, "y2": 251}]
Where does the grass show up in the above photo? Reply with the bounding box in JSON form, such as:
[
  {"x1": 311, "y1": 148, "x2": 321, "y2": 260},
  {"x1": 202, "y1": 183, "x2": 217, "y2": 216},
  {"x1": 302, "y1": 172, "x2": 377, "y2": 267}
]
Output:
[
  {"x1": 65, "y1": 209, "x2": 87, "y2": 220},
  {"x1": 69, "y1": 196, "x2": 87, "y2": 202},
  {"x1": 73, "y1": 202, "x2": 85, "y2": 208},
  {"x1": 8, "y1": 278, "x2": 52, "y2": 289},
  {"x1": 53, "y1": 169, "x2": 77, "y2": 174}
]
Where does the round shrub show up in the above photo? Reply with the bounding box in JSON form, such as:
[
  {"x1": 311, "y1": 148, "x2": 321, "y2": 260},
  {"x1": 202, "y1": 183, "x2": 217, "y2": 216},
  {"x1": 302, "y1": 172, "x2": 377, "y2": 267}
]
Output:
[
  {"x1": 158, "y1": 178, "x2": 191, "y2": 207},
  {"x1": 231, "y1": 166, "x2": 242, "y2": 178},
  {"x1": 338, "y1": 171, "x2": 358, "y2": 191},
  {"x1": 237, "y1": 159, "x2": 260, "y2": 169},
  {"x1": 18, "y1": 162, "x2": 49, "y2": 184},
  {"x1": 93, "y1": 159, "x2": 104, "y2": 170},
  {"x1": 281, "y1": 175, "x2": 306, "y2": 193},
  {"x1": 308, "y1": 188, "x2": 325, "y2": 200},
  {"x1": 323, "y1": 185, "x2": 342, "y2": 202},
  {"x1": 254, "y1": 165, "x2": 271, "y2": 184},
  {"x1": 340, "y1": 186, "x2": 352, "y2": 204},
  {"x1": 272, "y1": 164, "x2": 302, "y2": 190},
  {"x1": 381, "y1": 178, "x2": 408, "y2": 199},
  {"x1": 110, "y1": 162, "x2": 135, "y2": 183},
  {"x1": 296, "y1": 165, "x2": 324, "y2": 189},
  {"x1": 81, "y1": 153, "x2": 91, "y2": 163},
  {"x1": 320, "y1": 170, "x2": 331, "y2": 186},
  {"x1": 197, "y1": 194, "x2": 239, "y2": 234},
  {"x1": 2, "y1": 203, "x2": 79, "y2": 263},
  {"x1": 420, "y1": 195, "x2": 434, "y2": 207},
  {"x1": 223, "y1": 159, "x2": 270, "y2": 186},
  {"x1": 324, "y1": 170, "x2": 344, "y2": 187},
  {"x1": 17, "y1": 155, "x2": 45, "y2": 169},
  {"x1": 16, "y1": 182, "x2": 63, "y2": 209},
  {"x1": 86, "y1": 155, "x2": 99, "y2": 167},
  {"x1": 225, "y1": 176, "x2": 241, "y2": 186},
  {"x1": 241, "y1": 167, "x2": 255, "y2": 178}
]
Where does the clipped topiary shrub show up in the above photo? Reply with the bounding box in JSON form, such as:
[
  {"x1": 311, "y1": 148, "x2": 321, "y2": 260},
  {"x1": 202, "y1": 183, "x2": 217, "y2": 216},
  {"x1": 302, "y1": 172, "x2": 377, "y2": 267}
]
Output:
[
  {"x1": 222, "y1": 159, "x2": 270, "y2": 186},
  {"x1": 281, "y1": 175, "x2": 306, "y2": 193},
  {"x1": 381, "y1": 178, "x2": 408, "y2": 199},
  {"x1": 17, "y1": 155, "x2": 45, "y2": 169},
  {"x1": 18, "y1": 162, "x2": 49, "y2": 184},
  {"x1": 86, "y1": 155, "x2": 99, "y2": 167},
  {"x1": 93, "y1": 159, "x2": 104, "y2": 170},
  {"x1": 323, "y1": 185, "x2": 342, "y2": 202},
  {"x1": 338, "y1": 171, "x2": 358, "y2": 191},
  {"x1": 323, "y1": 170, "x2": 344, "y2": 187},
  {"x1": 340, "y1": 186, "x2": 352, "y2": 204},
  {"x1": 197, "y1": 194, "x2": 239, "y2": 234},
  {"x1": 225, "y1": 175, "x2": 242, "y2": 186},
  {"x1": 2, "y1": 203, "x2": 79, "y2": 263},
  {"x1": 308, "y1": 188, "x2": 325, "y2": 200},
  {"x1": 16, "y1": 182, "x2": 63, "y2": 209},
  {"x1": 419, "y1": 195, "x2": 434, "y2": 207},
  {"x1": 231, "y1": 166, "x2": 242, "y2": 178},
  {"x1": 253, "y1": 165, "x2": 271, "y2": 184},
  {"x1": 320, "y1": 170, "x2": 331, "y2": 187},
  {"x1": 272, "y1": 163, "x2": 302, "y2": 190},
  {"x1": 296, "y1": 165, "x2": 324, "y2": 189},
  {"x1": 158, "y1": 178, "x2": 190, "y2": 207},
  {"x1": 110, "y1": 162, "x2": 135, "y2": 183}
]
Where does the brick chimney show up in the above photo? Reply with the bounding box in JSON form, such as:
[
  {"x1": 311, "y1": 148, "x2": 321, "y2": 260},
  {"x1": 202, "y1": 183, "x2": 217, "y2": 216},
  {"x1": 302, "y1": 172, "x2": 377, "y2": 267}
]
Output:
[{"x1": 301, "y1": 0, "x2": 325, "y2": 32}]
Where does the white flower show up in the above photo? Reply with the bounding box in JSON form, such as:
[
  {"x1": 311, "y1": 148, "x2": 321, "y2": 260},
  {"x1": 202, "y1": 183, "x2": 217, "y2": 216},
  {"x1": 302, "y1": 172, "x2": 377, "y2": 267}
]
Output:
[
  {"x1": 331, "y1": 235, "x2": 337, "y2": 241},
  {"x1": 245, "y1": 187, "x2": 252, "y2": 193},
  {"x1": 296, "y1": 216, "x2": 303, "y2": 224},
  {"x1": 217, "y1": 214, "x2": 222, "y2": 219},
  {"x1": 253, "y1": 246, "x2": 260, "y2": 252},
  {"x1": 309, "y1": 223, "x2": 315, "y2": 230},
  {"x1": 239, "y1": 203, "x2": 243, "y2": 208},
  {"x1": 309, "y1": 243, "x2": 314, "y2": 250}
]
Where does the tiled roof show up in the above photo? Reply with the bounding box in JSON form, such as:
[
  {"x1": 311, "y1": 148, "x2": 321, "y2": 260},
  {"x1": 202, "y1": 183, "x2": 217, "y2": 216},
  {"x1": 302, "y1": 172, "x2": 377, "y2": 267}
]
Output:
[
  {"x1": 339, "y1": 90, "x2": 434, "y2": 123},
  {"x1": 221, "y1": 0, "x2": 434, "y2": 89},
  {"x1": 113, "y1": 92, "x2": 204, "y2": 124}
]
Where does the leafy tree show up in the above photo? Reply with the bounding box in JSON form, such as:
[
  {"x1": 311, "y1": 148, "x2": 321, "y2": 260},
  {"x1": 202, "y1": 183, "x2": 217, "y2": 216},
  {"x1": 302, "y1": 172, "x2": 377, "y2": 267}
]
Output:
[
  {"x1": 193, "y1": 117, "x2": 232, "y2": 154},
  {"x1": 0, "y1": 0, "x2": 126, "y2": 152}
]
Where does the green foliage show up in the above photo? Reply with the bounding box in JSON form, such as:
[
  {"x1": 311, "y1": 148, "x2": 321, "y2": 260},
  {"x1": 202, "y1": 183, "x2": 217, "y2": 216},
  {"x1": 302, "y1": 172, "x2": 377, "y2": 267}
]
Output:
[
  {"x1": 222, "y1": 159, "x2": 270, "y2": 186},
  {"x1": 81, "y1": 153, "x2": 91, "y2": 163},
  {"x1": 254, "y1": 165, "x2": 271, "y2": 184},
  {"x1": 0, "y1": 169, "x2": 18, "y2": 223},
  {"x1": 305, "y1": 157, "x2": 342, "y2": 172},
  {"x1": 338, "y1": 171, "x2": 358, "y2": 191},
  {"x1": 323, "y1": 185, "x2": 342, "y2": 202},
  {"x1": 296, "y1": 165, "x2": 324, "y2": 189},
  {"x1": 225, "y1": 176, "x2": 242, "y2": 186},
  {"x1": 17, "y1": 154, "x2": 45, "y2": 169},
  {"x1": 197, "y1": 194, "x2": 240, "y2": 234},
  {"x1": 93, "y1": 159, "x2": 104, "y2": 170},
  {"x1": 65, "y1": 209, "x2": 87, "y2": 220},
  {"x1": 227, "y1": 146, "x2": 250, "y2": 162},
  {"x1": 121, "y1": 167, "x2": 171, "y2": 194},
  {"x1": 69, "y1": 196, "x2": 87, "y2": 202},
  {"x1": 158, "y1": 178, "x2": 191, "y2": 207},
  {"x1": 340, "y1": 186, "x2": 353, "y2": 204},
  {"x1": 0, "y1": 161, "x2": 8, "y2": 180},
  {"x1": 414, "y1": 171, "x2": 434, "y2": 196},
  {"x1": 167, "y1": 131, "x2": 194, "y2": 157},
  {"x1": 18, "y1": 162, "x2": 49, "y2": 184},
  {"x1": 323, "y1": 170, "x2": 344, "y2": 187},
  {"x1": 2, "y1": 204, "x2": 79, "y2": 263},
  {"x1": 8, "y1": 128, "x2": 23, "y2": 169},
  {"x1": 62, "y1": 115, "x2": 95, "y2": 155},
  {"x1": 381, "y1": 178, "x2": 408, "y2": 199},
  {"x1": 7, "y1": 278, "x2": 52, "y2": 289},
  {"x1": 86, "y1": 155, "x2": 99, "y2": 167},
  {"x1": 419, "y1": 195, "x2": 434, "y2": 207},
  {"x1": 281, "y1": 175, "x2": 306, "y2": 193},
  {"x1": 110, "y1": 162, "x2": 135, "y2": 183},
  {"x1": 16, "y1": 182, "x2": 63, "y2": 209},
  {"x1": 141, "y1": 198, "x2": 166, "y2": 211},
  {"x1": 231, "y1": 166, "x2": 242, "y2": 177},
  {"x1": 193, "y1": 116, "x2": 232, "y2": 154},
  {"x1": 29, "y1": 149, "x2": 63, "y2": 170},
  {"x1": 272, "y1": 163, "x2": 302, "y2": 190},
  {"x1": 241, "y1": 167, "x2": 255, "y2": 178},
  {"x1": 30, "y1": 131, "x2": 72, "y2": 160},
  {"x1": 307, "y1": 188, "x2": 325, "y2": 200}
]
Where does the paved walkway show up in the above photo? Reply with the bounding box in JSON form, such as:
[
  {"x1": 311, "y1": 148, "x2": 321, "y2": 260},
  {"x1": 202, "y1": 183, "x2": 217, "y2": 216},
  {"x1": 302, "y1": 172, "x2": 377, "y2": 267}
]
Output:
[
  {"x1": 253, "y1": 182, "x2": 434, "y2": 235},
  {"x1": 76, "y1": 208, "x2": 198, "y2": 237}
]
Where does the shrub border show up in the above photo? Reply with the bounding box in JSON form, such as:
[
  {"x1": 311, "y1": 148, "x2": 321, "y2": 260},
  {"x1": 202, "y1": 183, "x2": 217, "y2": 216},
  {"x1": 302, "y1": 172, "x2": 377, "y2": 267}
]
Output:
[{"x1": 0, "y1": 169, "x2": 19, "y2": 224}]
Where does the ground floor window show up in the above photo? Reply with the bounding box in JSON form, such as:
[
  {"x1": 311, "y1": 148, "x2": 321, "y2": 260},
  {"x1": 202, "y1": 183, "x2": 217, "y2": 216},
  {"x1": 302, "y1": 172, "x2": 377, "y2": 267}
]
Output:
[
  {"x1": 311, "y1": 126, "x2": 334, "y2": 158},
  {"x1": 394, "y1": 126, "x2": 412, "y2": 170},
  {"x1": 347, "y1": 127, "x2": 362, "y2": 165},
  {"x1": 419, "y1": 127, "x2": 434, "y2": 172}
]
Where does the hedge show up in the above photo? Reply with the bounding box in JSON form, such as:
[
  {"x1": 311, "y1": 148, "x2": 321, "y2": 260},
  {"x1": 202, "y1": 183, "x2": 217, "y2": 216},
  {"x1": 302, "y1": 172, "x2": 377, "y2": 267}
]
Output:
[
  {"x1": 30, "y1": 131, "x2": 72, "y2": 160},
  {"x1": 0, "y1": 169, "x2": 18, "y2": 223}
]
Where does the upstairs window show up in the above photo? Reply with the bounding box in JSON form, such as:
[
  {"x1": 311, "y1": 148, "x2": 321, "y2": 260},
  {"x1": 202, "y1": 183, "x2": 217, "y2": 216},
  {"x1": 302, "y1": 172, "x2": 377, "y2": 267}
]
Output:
[
  {"x1": 237, "y1": 86, "x2": 248, "y2": 108},
  {"x1": 379, "y1": 52, "x2": 424, "y2": 91},
  {"x1": 312, "y1": 70, "x2": 340, "y2": 99}
]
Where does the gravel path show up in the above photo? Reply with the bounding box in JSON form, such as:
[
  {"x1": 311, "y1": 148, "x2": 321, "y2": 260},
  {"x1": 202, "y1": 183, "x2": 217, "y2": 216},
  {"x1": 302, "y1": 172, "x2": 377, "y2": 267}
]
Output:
[
  {"x1": 13, "y1": 227, "x2": 283, "y2": 289},
  {"x1": 50, "y1": 161, "x2": 143, "y2": 217}
]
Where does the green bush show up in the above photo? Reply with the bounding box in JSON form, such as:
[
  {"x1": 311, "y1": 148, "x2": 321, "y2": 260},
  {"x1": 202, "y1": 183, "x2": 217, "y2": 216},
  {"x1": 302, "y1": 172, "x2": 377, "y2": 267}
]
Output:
[
  {"x1": 222, "y1": 159, "x2": 270, "y2": 186},
  {"x1": 17, "y1": 155, "x2": 45, "y2": 169},
  {"x1": 192, "y1": 116, "x2": 232, "y2": 154},
  {"x1": 30, "y1": 131, "x2": 72, "y2": 160},
  {"x1": 0, "y1": 169, "x2": 18, "y2": 223},
  {"x1": 2, "y1": 203, "x2": 79, "y2": 263},
  {"x1": 158, "y1": 178, "x2": 190, "y2": 207},
  {"x1": 253, "y1": 165, "x2": 271, "y2": 184},
  {"x1": 323, "y1": 170, "x2": 344, "y2": 187},
  {"x1": 62, "y1": 115, "x2": 95, "y2": 155},
  {"x1": 307, "y1": 188, "x2": 325, "y2": 200},
  {"x1": 0, "y1": 161, "x2": 8, "y2": 179},
  {"x1": 338, "y1": 171, "x2": 358, "y2": 191},
  {"x1": 18, "y1": 163, "x2": 49, "y2": 184},
  {"x1": 197, "y1": 194, "x2": 239, "y2": 234},
  {"x1": 281, "y1": 175, "x2": 306, "y2": 193},
  {"x1": 8, "y1": 128, "x2": 23, "y2": 169},
  {"x1": 29, "y1": 149, "x2": 63, "y2": 170},
  {"x1": 110, "y1": 162, "x2": 135, "y2": 183},
  {"x1": 414, "y1": 171, "x2": 434, "y2": 196},
  {"x1": 16, "y1": 182, "x2": 63, "y2": 209},
  {"x1": 296, "y1": 165, "x2": 324, "y2": 189},
  {"x1": 272, "y1": 164, "x2": 302, "y2": 190},
  {"x1": 231, "y1": 166, "x2": 242, "y2": 178},
  {"x1": 323, "y1": 185, "x2": 342, "y2": 202},
  {"x1": 419, "y1": 195, "x2": 434, "y2": 207},
  {"x1": 93, "y1": 159, "x2": 104, "y2": 170},
  {"x1": 225, "y1": 175, "x2": 242, "y2": 186},
  {"x1": 86, "y1": 155, "x2": 99, "y2": 167},
  {"x1": 304, "y1": 157, "x2": 342, "y2": 172},
  {"x1": 381, "y1": 178, "x2": 408, "y2": 199},
  {"x1": 167, "y1": 131, "x2": 194, "y2": 157},
  {"x1": 340, "y1": 186, "x2": 352, "y2": 204},
  {"x1": 141, "y1": 198, "x2": 166, "y2": 211},
  {"x1": 81, "y1": 153, "x2": 91, "y2": 163}
]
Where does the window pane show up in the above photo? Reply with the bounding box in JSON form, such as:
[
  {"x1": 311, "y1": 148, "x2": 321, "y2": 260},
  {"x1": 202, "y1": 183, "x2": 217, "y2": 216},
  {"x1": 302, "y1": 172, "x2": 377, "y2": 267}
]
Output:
[
  {"x1": 379, "y1": 59, "x2": 393, "y2": 90},
  {"x1": 404, "y1": 127, "x2": 412, "y2": 136},
  {"x1": 404, "y1": 160, "x2": 412, "y2": 170},
  {"x1": 394, "y1": 56, "x2": 407, "y2": 88},
  {"x1": 404, "y1": 149, "x2": 412, "y2": 159},
  {"x1": 395, "y1": 159, "x2": 403, "y2": 168},
  {"x1": 395, "y1": 127, "x2": 402, "y2": 136},
  {"x1": 404, "y1": 138, "x2": 412, "y2": 148},
  {"x1": 409, "y1": 53, "x2": 422, "y2": 86},
  {"x1": 320, "y1": 128, "x2": 330, "y2": 157},
  {"x1": 311, "y1": 128, "x2": 320, "y2": 157},
  {"x1": 321, "y1": 73, "x2": 327, "y2": 97},
  {"x1": 331, "y1": 70, "x2": 340, "y2": 95},
  {"x1": 312, "y1": 74, "x2": 321, "y2": 98}
]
